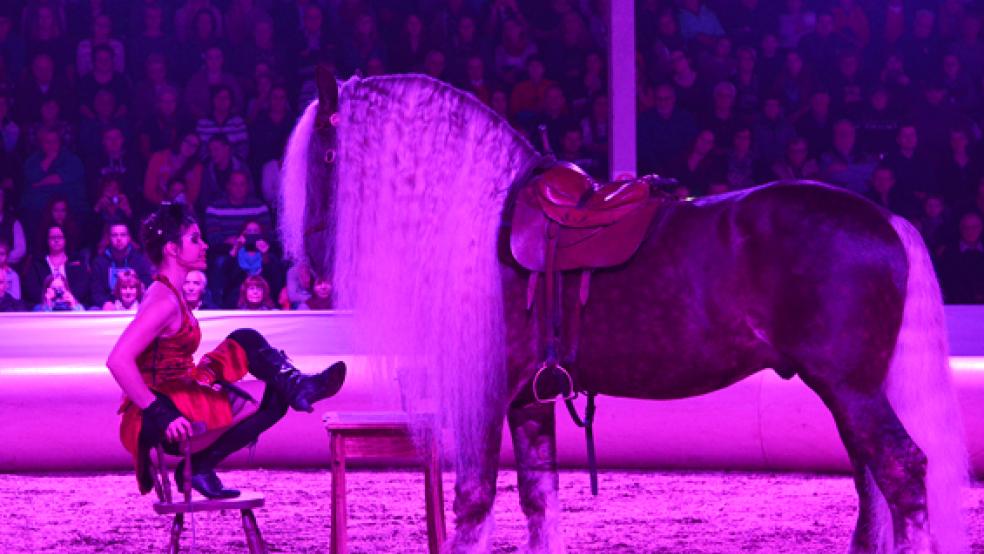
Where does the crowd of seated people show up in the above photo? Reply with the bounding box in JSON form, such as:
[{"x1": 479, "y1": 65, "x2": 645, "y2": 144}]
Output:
[{"x1": 0, "y1": 0, "x2": 980, "y2": 308}]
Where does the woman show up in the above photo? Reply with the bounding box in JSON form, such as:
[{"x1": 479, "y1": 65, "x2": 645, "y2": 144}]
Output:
[
  {"x1": 143, "y1": 132, "x2": 203, "y2": 208},
  {"x1": 237, "y1": 274, "x2": 275, "y2": 310},
  {"x1": 296, "y1": 274, "x2": 333, "y2": 310},
  {"x1": 23, "y1": 223, "x2": 91, "y2": 307},
  {"x1": 223, "y1": 219, "x2": 282, "y2": 308},
  {"x1": 0, "y1": 189, "x2": 27, "y2": 266},
  {"x1": 106, "y1": 204, "x2": 345, "y2": 498},
  {"x1": 33, "y1": 273, "x2": 84, "y2": 312},
  {"x1": 104, "y1": 268, "x2": 144, "y2": 311}
]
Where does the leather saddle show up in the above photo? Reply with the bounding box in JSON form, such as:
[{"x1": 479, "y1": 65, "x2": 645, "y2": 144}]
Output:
[
  {"x1": 511, "y1": 164, "x2": 662, "y2": 272},
  {"x1": 509, "y1": 163, "x2": 666, "y2": 403}
]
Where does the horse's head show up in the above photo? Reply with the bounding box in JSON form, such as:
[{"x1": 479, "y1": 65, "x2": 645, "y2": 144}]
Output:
[{"x1": 283, "y1": 65, "x2": 340, "y2": 278}]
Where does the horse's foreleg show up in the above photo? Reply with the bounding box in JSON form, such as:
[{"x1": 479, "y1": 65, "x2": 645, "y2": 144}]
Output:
[
  {"x1": 848, "y1": 462, "x2": 892, "y2": 553},
  {"x1": 508, "y1": 401, "x2": 565, "y2": 554},
  {"x1": 445, "y1": 414, "x2": 505, "y2": 554}
]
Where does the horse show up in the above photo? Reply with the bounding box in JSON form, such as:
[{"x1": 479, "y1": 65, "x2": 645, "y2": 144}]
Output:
[{"x1": 279, "y1": 71, "x2": 968, "y2": 553}]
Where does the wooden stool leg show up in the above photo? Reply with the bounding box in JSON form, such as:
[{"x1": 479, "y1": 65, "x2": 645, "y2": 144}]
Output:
[
  {"x1": 330, "y1": 432, "x2": 348, "y2": 554},
  {"x1": 168, "y1": 513, "x2": 184, "y2": 554},
  {"x1": 241, "y1": 509, "x2": 268, "y2": 554},
  {"x1": 423, "y1": 438, "x2": 446, "y2": 554}
]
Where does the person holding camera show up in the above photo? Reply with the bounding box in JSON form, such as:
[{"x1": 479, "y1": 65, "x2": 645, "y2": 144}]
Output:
[
  {"x1": 93, "y1": 174, "x2": 134, "y2": 226},
  {"x1": 222, "y1": 219, "x2": 283, "y2": 308},
  {"x1": 204, "y1": 170, "x2": 272, "y2": 307},
  {"x1": 22, "y1": 223, "x2": 91, "y2": 308},
  {"x1": 33, "y1": 273, "x2": 85, "y2": 312}
]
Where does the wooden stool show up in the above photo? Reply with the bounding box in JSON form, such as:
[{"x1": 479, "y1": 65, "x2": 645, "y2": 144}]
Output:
[
  {"x1": 150, "y1": 425, "x2": 268, "y2": 554},
  {"x1": 323, "y1": 412, "x2": 445, "y2": 554}
]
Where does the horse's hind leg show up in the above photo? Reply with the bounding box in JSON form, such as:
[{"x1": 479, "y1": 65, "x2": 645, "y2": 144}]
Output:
[
  {"x1": 848, "y1": 461, "x2": 891, "y2": 553},
  {"x1": 813, "y1": 386, "x2": 932, "y2": 553},
  {"x1": 508, "y1": 401, "x2": 565, "y2": 554}
]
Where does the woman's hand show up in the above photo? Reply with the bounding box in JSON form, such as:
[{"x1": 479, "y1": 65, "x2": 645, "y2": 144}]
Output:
[
  {"x1": 256, "y1": 239, "x2": 269, "y2": 254},
  {"x1": 44, "y1": 287, "x2": 56, "y2": 302},
  {"x1": 166, "y1": 416, "x2": 194, "y2": 443},
  {"x1": 62, "y1": 290, "x2": 77, "y2": 306}
]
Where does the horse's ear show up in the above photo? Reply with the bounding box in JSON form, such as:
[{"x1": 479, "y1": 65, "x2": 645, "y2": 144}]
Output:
[{"x1": 316, "y1": 64, "x2": 338, "y2": 114}]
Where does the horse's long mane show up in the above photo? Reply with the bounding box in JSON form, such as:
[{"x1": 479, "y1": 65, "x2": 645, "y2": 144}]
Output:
[{"x1": 284, "y1": 74, "x2": 538, "y2": 467}]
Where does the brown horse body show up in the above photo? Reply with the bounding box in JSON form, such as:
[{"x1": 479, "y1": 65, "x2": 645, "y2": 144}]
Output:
[{"x1": 285, "y1": 74, "x2": 966, "y2": 554}]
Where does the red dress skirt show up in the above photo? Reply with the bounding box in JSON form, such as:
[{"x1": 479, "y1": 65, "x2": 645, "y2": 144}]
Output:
[{"x1": 118, "y1": 275, "x2": 250, "y2": 492}]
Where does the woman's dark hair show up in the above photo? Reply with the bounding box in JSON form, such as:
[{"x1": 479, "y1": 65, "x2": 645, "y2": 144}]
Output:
[{"x1": 140, "y1": 203, "x2": 197, "y2": 265}]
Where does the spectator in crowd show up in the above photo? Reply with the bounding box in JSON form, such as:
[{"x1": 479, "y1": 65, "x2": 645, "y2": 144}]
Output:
[
  {"x1": 131, "y1": 55, "x2": 179, "y2": 130},
  {"x1": 204, "y1": 170, "x2": 271, "y2": 304},
  {"x1": 0, "y1": 92, "x2": 20, "y2": 157},
  {"x1": 89, "y1": 127, "x2": 140, "y2": 205},
  {"x1": 237, "y1": 274, "x2": 275, "y2": 310},
  {"x1": 510, "y1": 57, "x2": 553, "y2": 121},
  {"x1": 183, "y1": 46, "x2": 243, "y2": 121},
  {"x1": 296, "y1": 274, "x2": 333, "y2": 310},
  {"x1": 21, "y1": 128, "x2": 87, "y2": 227},
  {"x1": 136, "y1": 84, "x2": 183, "y2": 161},
  {"x1": 494, "y1": 18, "x2": 537, "y2": 88},
  {"x1": 199, "y1": 133, "x2": 247, "y2": 210},
  {"x1": 0, "y1": 239, "x2": 21, "y2": 300},
  {"x1": 283, "y1": 260, "x2": 313, "y2": 309},
  {"x1": 0, "y1": 10, "x2": 26, "y2": 84},
  {"x1": 101, "y1": 268, "x2": 144, "y2": 311},
  {"x1": 127, "y1": 4, "x2": 175, "y2": 82},
  {"x1": 234, "y1": 16, "x2": 285, "y2": 78},
  {"x1": 248, "y1": 83, "x2": 292, "y2": 178},
  {"x1": 883, "y1": 124, "x2": 938, "y2": 202},
  {"x1": 796, "y1": 91, "x2": 833, "y2": 157},
  {"x1": 25, "y1": 98, "x2": 75, "y2": 154},
  {"x1": 89, "y1": 220, "x2": 153, "y2": 308},
  {"x1": 224, "y1": 0, "x2": 266, "y2": 48},
  {"x1": 24, "y1": 4, "x2": 72, "y2": 72},
  {"x1": 13, "y1": 53, "x2": 73, "y2": 125},
  {"x1": 777, "y1": 0, "x2": 816, "y2": 49},
  {"x1": 752, "y1": 96, "x2": 796, "y2": 166},
  {"x1": 78, "y1": 44, "x2": 130, "y2": 120},
  {"x1": 76, "y1": 14, "x2": 124, "y2": 77},
  {"x1": 391, "y1": 13, "x2": 429, "y2": 74},
  {"x1": 725, "y1": 127, "x2": 757, "y2": 189},
  {"x1": 92, "y1": 173, "x2": 134, "y2": 229},
  {"x1": 78, "y1": 89, "x2": 130, "y2": 166},
  {"x1": 938, "y1": 127, "x2": 982, "y2": 210},
  {"x1": 771, "y1": 50, "x2": 815, "y2": 120},
  {"x1": 143, "y1": 131, "x2": 203, "y2": 209},
  {"x1": 183, "y1": 268, "x2": 217, "y2": 310},
  {"x1": 819, "y1": 119, "x2": 874, "y2": 195},
  {"x1": 23, "y1": 223, "x2": 90, "y2": 308},
  {"x1": 33, "y1": 273, "x2": 84, "y2": 311},
  {"x1": 0, "y1": 268, "x2": 24, "y2": 311},
  {"x1": 0, "y1": 188, "x2": 26, "y2": 266},
  {"x1": 638, "y1": 83, "x2": 697, "y2": 175},
  {"x1": 175, "y1": 0, "x2": 224, "y2": 45},
  {"x1": 915, "y1": 194, "x2": 948, "y2": 260},
  {"x1": 669, "y1": 129, "x2": 722, "y2": 196},
  {"x1": 857, "y1": 88, "x2": 900, "y2": 157},
  {"x1": 771, "y1": 136, "x2": 819, "y2": 181},
  {"x1": 221, "y1": 218, "x2": 282, "y2": 308},
  {"x1": 939, "y1": 211, "x2": 984, "y2": 303},
  {"x1": 677, "y1": 0, "x2": 725, "y2": 47},
  {"x1": 196, "y1": 84, "x2": 248, "y2": 160},
  {"x1": 865, "y1": 164, "x2": 918, "y2": 218},
  {"x1": 701, "y1": 81, "x2": 739, "y2": 153}
]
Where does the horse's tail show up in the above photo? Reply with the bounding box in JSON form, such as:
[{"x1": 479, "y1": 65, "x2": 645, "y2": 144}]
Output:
[
  {"x1": 885, "y1": 215, "x2": 968, "y2": 553},
  {"x1": 279, "y1": 98, "x2": 320, "y2": 265}
]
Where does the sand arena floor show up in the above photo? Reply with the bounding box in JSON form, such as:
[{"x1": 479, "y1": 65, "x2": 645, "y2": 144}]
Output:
[{"x1": 1, "y1": 469, "x2": 982, "y2": 553}]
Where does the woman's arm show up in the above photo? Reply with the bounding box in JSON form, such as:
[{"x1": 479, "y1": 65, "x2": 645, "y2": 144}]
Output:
[{"x1": 105, "y1": 290, "x2": 179, "y2": 409}]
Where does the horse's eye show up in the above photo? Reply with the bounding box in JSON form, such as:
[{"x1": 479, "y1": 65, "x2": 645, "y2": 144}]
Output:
[{"x1": 324, "y1": 149, "x2": 336, "y2": 165}]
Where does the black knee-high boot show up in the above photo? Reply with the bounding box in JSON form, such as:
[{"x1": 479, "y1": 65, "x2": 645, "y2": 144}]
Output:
[
  {"x1": 227, "y1": 328, "x2": 347, "y2": 413},
  {"x1": 177, "y1": 386, "x2": 289, "y2": 499}
]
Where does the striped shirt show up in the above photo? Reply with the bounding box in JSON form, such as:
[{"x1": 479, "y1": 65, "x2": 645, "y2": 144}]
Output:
[
  {"x1": 204, "y1": 197, "x2": 273, "y2": 246},
  {"x1": 196, "y1": 116, "x2": 249, "y2": 160}
]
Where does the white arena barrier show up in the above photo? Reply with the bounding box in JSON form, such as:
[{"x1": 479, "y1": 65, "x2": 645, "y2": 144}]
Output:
[{"x1": 1, "y1": 308, "x2": 982, "y2": 475}]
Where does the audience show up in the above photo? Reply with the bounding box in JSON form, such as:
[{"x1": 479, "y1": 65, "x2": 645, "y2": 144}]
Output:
[{"x1": 0, "y1": 1, "x2": 979, "y2": 304}]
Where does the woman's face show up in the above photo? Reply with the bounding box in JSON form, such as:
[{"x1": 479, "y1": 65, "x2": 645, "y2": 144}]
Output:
[
  {"x1": 94, "y1": 15, "x2": 111, "y2": 39},
  {"x1": 212, "y1": 89, "x2": 232, "y2": 114},
  {"x1": 243, "y1": 221, "x2": 261, "y2": 236},
  {"x1": 47, "y1": 226, "x2": 66, "y2": 254},
  {"x1": 180, "y1": 134, "x2": 200, "y2": 157},
  {"x1": 951, "y1": 131, "x2": 969, "y2": 152},
  {"x1": 313, "y1": 279, "x2": 332, "y2": 299},
  {"x1": 246, "y1": 284, "x2": 263, "y2": 304},
  {"x1": 406, "y1": 14, "x2": 423, "y2": 35},
  {"x1": 51, "y1": 201, "x2": 68, "y2": 224},
  {"x1": 788, "y1": 141, "x2": 808, "y2": 164},
  {"x1": 120, "y1": 285, "x2": 138, "y2": 306},
  {"x1": 270, "y1": 87, "x2": 288, "y2": 111},
  {"x1": 173, "y1": 224, "x2": 208, "y2": 270}
]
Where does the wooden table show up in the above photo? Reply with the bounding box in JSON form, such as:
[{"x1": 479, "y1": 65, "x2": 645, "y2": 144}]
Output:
[{"x1": 323, "y1": 412, "x2": 446, "y2": 554}]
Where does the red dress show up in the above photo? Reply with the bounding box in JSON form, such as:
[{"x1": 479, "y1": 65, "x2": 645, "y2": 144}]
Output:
[{"x1": 118, "y1": 275, "x2": 250, "y2": 491}]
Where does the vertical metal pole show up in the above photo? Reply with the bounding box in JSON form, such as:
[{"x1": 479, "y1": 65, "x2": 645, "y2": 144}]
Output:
[{"x1": 608, "y1": 0, "x2": 637, "y2": 181}]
